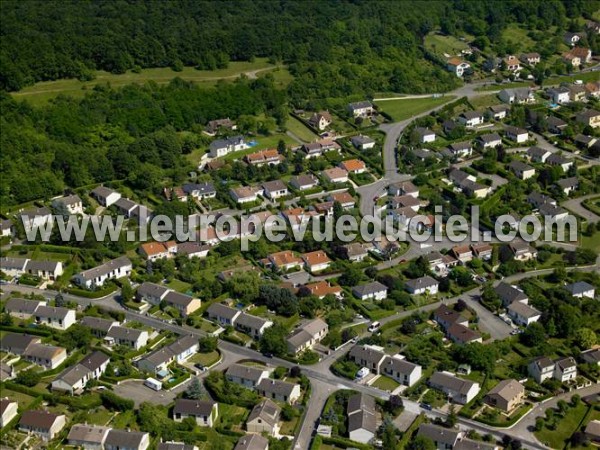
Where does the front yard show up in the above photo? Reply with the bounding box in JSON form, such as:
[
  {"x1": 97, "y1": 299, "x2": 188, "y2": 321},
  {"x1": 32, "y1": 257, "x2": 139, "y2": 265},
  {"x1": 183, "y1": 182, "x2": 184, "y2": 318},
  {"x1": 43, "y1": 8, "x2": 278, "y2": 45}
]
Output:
[{"x1": 371, "y1": 375, "x2": 400, "y2": 392}]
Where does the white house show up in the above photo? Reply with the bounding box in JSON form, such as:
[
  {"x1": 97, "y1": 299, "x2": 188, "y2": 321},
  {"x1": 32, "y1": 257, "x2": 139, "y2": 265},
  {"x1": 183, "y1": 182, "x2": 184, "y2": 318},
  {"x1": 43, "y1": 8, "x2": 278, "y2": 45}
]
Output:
[
  {"x1": 528, "y1": 357, "x2": 556, "y2": 384},
  {"x1": 91, "y1": 186, "x2": 121, "y2": 207},
  {"x1": 261, "y1": 180, "x2": 288, "y2": 200},
  {"x1": 499, "y1": 88, "x2": 535, "y2": 104},
  {"x1": 554, "y1": 357, "x2": 577, "y2": 382},
  {"x1": 74, "y1": 256, "x2": 132, "y2": 289},
  {"x1": 405, "y1": 276, "x2": 439, "y2": 295},
  {"x1": 447, "y1": 58, "x2": 471, "y2": 77},
  {"x1": 105, "y1": 326, "x2": 148, "y2": 350},
  {"x1": 105, "y1": 429, "x2": 150, "y2": 450},
  {"x1": 0, "y1": 399, "x2": 18, "y2": 427},
  {"x1": 286, "y1": 318, "x2": 329, "y2": 355},
  {"x1": 52, "y1": 194, "x2": 84, "y2": 215},
  {"x1": 51, "y1": 351, "x2": 110, "y2": 395},
  {"x1": 381, "y1": 355, "x2": 422, "y2": 387},
  {"x1": 458, "y1": 111, "x2": 484, "y2": 128},
  {"x1": 19, "y1": 207, "x2": 52, "y2": 232},
  {"x1": 507, "y1": 301, "x2": 541, "y2": 326},
  {"x1": 173, "y1": 399, "x2": 218, "y2": 427},
  {"x1": 226, "y1": 363, "x2": 270, "y2": 388},
  {"x1": 428, "y1": 371, "x2": 480, "y2": 404},
  {"x1": 256, "y1": 378, "x2": 301, "y2": 404},
  {"x1": 208, "y1": 136, "x2": 247, "y2": 158},
  {"x1": 504, "y1": 126, "x2": 529, "y2": 143},
  {"x1": 19, "y1": 410, "x2": 66, "y2": 441},
  {"x1": 347, "y1": 393, "x2": 377, "y2": 444},
  {"x1": 352, "y1": 281, "x2": 388, "y2": 301},
  {"x1": 347, "y1": 101, "x2": 375, "y2": 118},
  {"x1": 34, "y1": 305, "x2": 76, "y2": 330},
  {"x1": 548, "y1": 87, "x2": 571, "y2": 104},
  {"x1": 565, "y1": 281, "x2": 595, "y2": 299}
]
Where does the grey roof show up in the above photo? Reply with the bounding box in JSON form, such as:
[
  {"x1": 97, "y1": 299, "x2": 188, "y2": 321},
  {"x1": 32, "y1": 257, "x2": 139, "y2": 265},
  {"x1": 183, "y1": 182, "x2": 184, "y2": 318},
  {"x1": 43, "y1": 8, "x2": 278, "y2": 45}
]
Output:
[
  {"x1": 1, "y1": 219, "x2": 13, "y2": 231},
  {"x1": 556, "y1": 177, "x2": 579, "y2": 189},
  {"x1": 291, "y1": 174, "x2": 318, "y2": 187},
  {"x1": 505, "y1": 125, "x2": 528, "y2": 135},
  {"x1": 256, "y1": 378, "x2": 298, "y2": 396},
  {"x1": 262, "y1": 180, "x2": 287, "y2": 192},
  {"x1": 0, "y1": 333, "x2": 40, "y2": 354},
  {"x1": 489, "y1": 104, "x2": 510, "y2": 113},
  {"x1": 527, "y1": 146, "x2": 550, "y2": 157},
  {"x1": 478, "y1": 133, "x2": 502, "y2": 143},
  {"x1": 166, "y1": 335, "x2": 198, "y2": 356},
  {"x1": 581, "y1": 348, "x2": 600, "y2": 363},
  {"x1": 234, "y1": 434, "x2": 269, "y2": 450},
  {"x1": 349, "y1": 344, "x2": 387, "y2": 366},
  {"x1": 455, "y1": 438, "x2": 498, "y2": 450},
  {"x1": 19, "y1": 410, "x2": 62, "y2": 430},
  {"x1": 405, "y1": 276, "x2": 439, "y2": 291},
  {"x1": 137, "y1": 282, "x2": 170, "y2": 299},
  {"x1": 173, "y1": 399, "x2": 216, "y2": 416},
  {"x1": 414, "y1": 127, "x2": 435, "y2": 137},
  {"x1": 104, "y1": 429, "x2": 148, "y2": 448},
  {"x1": 54, "y1": 194, "x2": 82, "y2": 206},
  {"x1": 418, "y1": 423, "x2": 462, "y2": 447},
  {"x1": 547, "y1": 154, "x2": 571, "y2": 165},
  {"x1": 114, "y1": 197, "x2": 138, "y2": 212},
  {"x1": 530, "y1": 356, "x2": 554, "y2": 371},
  {"x1": 164, "y1": 291, "x2": 195, "y2": 307},
  {"x1": 460, "y1": 111, "x2": 483, "y2": 120},
  {"x1": 55, "y1": 363, "x2": 91, "y2": 386},
  {"x1": 528, "y1": 191, "x2": 555, "y2": 206},
  {"x1": 77, "y1": 256, "x2": 131, "y2": 283},
  {"x1": 508, "y1": 301, "x2": 541, "y2": 319},
  {"x1": 486, "y1": 379, "x2": 524, "y2": 402},
  {"x1": 182, "y1": 183, "x2": 216, "y2": 195},
  {"x1": 25, "y1": 260, "x2": 61, "y2": 272},
  {"x1": 429, "y1": 371, "x2": 477, "y2": 395},
  {"x1": 555, "y1": 356, "x2": 577, "y2": 371},
  {"x1": 139, "y1": 335, "x2": 197, "y2": 368},
  {"x1": 80, "y1": 316, "x2": 118, "y2": 332},
  {"x1": 80, "y1": 351, "x2": 110, "y2": 372},
  {"x1": 494, "y1": 282, "x2": 528, "y2": 304},
  {"x1": 177, "y1": 242, "x2": 210, "y2": 256},
  {"x1": 68, "y1": 424, "x2": 110, "y2": 445},
  {"x1": 565, "y1": 281, "x2": 594, "y2": 295},
  {"x1": 347, "y1": 393, "x2": 377, "y2": 434},
  {"x1": 247, "y1": 399, "x2": 281, "y2": 427},
  {"x1": 34, "y1": 305, "x2": 74, "y2": 320},
  {"x1": 4, "y1": 298, "x2": 44, "y2": 315},
  {"x1": 19, "y1": 207, "x2": 52, "y2": 220},
  {"x1": 351, "y1": 135, "x2": 376, "y2": 145},
  {"x1": 227, "y1": 363, "x2": 268, "y2": 382},
  {"x1": 382, "y1": 355, "x2": 420, "y2": 376},
  {"x1": 0, "y1": 257, "x2": 28, "y2": 271},
  {"x1": 106, "y1": 325, "x2": 145, "y2": 341},
  {"x1": 449, "y1": 141, "x2": 472, "y2": 151},
  {"x1": 210, "y1": 136, "x2": 245, "y2": 151},
  {"x1": 449, "y1": 169, "x2": 471, "y2": 183},
  {"x1": 158, "y1": 443, "x2": 198, "y2": 450},
  {"x1": 23, "y1": 343, "x2": 65, "y2": 360},
  {"x1": 547, "y1": 116, "x2": 567, "y2": 128},
  {"x1": 235, "y1": 312, "x2": 270, "y2": 331},
  {"x1": 206, "y1": 302, "x2": 240, "y2": 320},
  {"x1": 508, "y1": 160, "x2": 534, "y2": 172},
  {"x1": 91, "y1": 186, "x2": 119, "y2": 199},
  {"x1": 538, "y1": 203, "x2": 568, "y2": 218},
  {"x1": 352, "y1": 281, "x2": 388, "y2": 297}
]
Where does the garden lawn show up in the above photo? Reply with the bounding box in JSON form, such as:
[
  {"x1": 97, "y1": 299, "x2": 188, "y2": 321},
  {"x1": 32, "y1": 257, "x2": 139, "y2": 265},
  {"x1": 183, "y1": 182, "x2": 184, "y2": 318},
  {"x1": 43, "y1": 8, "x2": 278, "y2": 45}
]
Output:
[
  {"x1": 375, "y1": 96, "x2": 456, "y2": 121},
  {"x1": 424, "y1": 33, "x2": 469, "y2": 56},
  {"x1": 371, "y1": 375, "x2": 400, "y2": 392},
  {"x1": 286, "y1": 115, "x2": 319, "y2": 142},
  {"x1": 189, "y1": 351, "x2": 220, "y2": 367},
  {"x1": 166, "y1": 279, "x2": 192, "y2": 293},
  {"x1": 534, "y1": 402, "x2": 589, "y2": 449},
  {"x1": 580, "y1": 231, "x2": 600, "y2": 253},
  {"x1": 501, "y1": 25, "x2": 536, "y2": 52}
]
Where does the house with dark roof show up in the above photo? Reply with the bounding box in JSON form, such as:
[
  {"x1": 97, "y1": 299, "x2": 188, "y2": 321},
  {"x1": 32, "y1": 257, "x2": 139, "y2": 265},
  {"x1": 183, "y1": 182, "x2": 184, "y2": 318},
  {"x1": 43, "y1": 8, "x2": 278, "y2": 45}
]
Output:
[
  {"x1": 527, "y1": 146, "x2": 551, "y2": 163},
  {"x1": 428, "y1": 371, "x2": 481, "y2": 404},
  {"x1": 565, "y1": 281, "x2": 595, "y2": 299},
  {"x1": 51, "y1": 351, "x2": 110, "y2": 394},
  {"x1": 581, "y1": 348, "x2": 600, "y2": 366},
  {"x1": 234, "y1": 434, "x2": 269, "y2": 450},
  {"x1": 256, "y1": 378, "x2": 301, "y2": 404},
  {"x1": 352, "y1": 281, "x2": 388, "y2": 301},
  {"x1": 34, "y1": 305, "x2": 76, "y2": 330},
  {"x1": 74, "y1": 256, "x2": 132, "y2": 289},
  {"x1": 286, "y1": 318, "x2": 328, "y2": 355},
  {"x1": 157, "y1": 443, "x2": 198, "y2": 450},
  {"x1": 68, "y1": 424, "x2": 111, "y2": 450},
  {"x1": 347, "y1": 393, "x2": 377, "y2": 444},
  {"x1": 105, "y1": 326, "x2": 148, "y2": 350},
  {"x1": 351, "y1": 135, "x2": 376, "y2": 150},
  {"x1": 508, "y1": 160, "x2": 536, "y2": 180},
  {"x1": 206, "y1": 302, "x2": 242, "y2": 327},
  {"x1": 0, "y1": 398, "x2": 18, "y2": 428},
  {"x1": 458, "y1": 111, "x2": 484, "y2": 128},
  {"x1": 173, "y1": 399, "x2": 218, "y2": 427},
  {"x1": 348, "y1": 344, "x2": 387, "y2": 374},
  {"x1": 104, "y1": 429, "x2": 150, "y2": 450},
  {"x1": 405, "y1": 276, "x2": 439, "y2": 295},
  {"x1": 380, "y1": 355, "x2": 422, "y2": 386},
  {"x1": 417, "y1": 423, "x2": 464, "y2": 450},
  {"x1": 347, "y1": 101, "x2": 375, "y2": 118},
  {"x1": 208, "y1": 136, "x2": 247, "y2": 158},
  {"x1": 80, "y1": 316, "x2": 119, "y2": 337},
  {"x1": 504, "y1": 125, "x2": 529, "y2": 143},
  {"x1": 556, "y1": 177, "x2": 579, "y2": 196},
  {"x1": 494, "y1": 282, "x2": 528, "y2": 307},
  {"x1": 234, "y1": 313, "x2": 273, "y2": 339},
  {"x1": 246, "y1": 399, "x2": 281, "y2": 435},
  {"x1": 91, "y1": 186, "x2": 122, "y2": 207},
  {"x1": 226, "y1": 363, "x2": 270, "y2": 388},
  {"x1": 485, "y1": 379, "x2": 525, "y2": 412},
  {"x1": 19, "y1": 410, "x2": 66, "y2": 441},
  {"x1": 137, "y1": 335, "x2": 198, "y2": 374},
  {"x1": 447, "y1": 323, "x2": 483, "y2": 344},
  {"x1": 476, "y1": 133, "x2": 502, "y2": 149},
  {"x1": 4, "y1": 298, "x2": 46, "y2": 319},
  {"x1": 413, "y1": 127, "x2": 436, "y2": 144}
]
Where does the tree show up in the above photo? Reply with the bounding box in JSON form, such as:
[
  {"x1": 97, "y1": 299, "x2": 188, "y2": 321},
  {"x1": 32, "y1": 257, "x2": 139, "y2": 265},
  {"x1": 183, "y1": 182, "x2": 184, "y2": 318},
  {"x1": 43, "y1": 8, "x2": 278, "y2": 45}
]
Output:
[
  {"x1": 557, "y1": 399, "x2": 569, "y2": 414},
  {"x1": 121, "y1": 280, "x2": 134, "y2": 304},
  {"x1": 0, "y1": 312, "x2": 13, "y2": 326},
  {"x1": 259, "y1": 324, "x2": 288, "y2": 356},
  {"x1": 185, "y1": 378, "x2": 205, "y2": 400},
  {"x1": 54, "y1": 292, "x2": 66, "y2": 307},
  {"x1": 198, "y1": 337, "x2": 218, "y2": 353},
  {"x1": 281, "y1": 403, "x2": 295, "y2": 421},
  {"x1": 574, "y1": 327, "x2": 596, "y2": 349},
  {"x1": 408, "y1": 435, "x2": 436, "y2": 450},
  {"x1": 520, "y1": 322, "x2": 546, "y2": 347},
  {"x1": 15, "y1": 369, "x2": 41, "y2": 387}
]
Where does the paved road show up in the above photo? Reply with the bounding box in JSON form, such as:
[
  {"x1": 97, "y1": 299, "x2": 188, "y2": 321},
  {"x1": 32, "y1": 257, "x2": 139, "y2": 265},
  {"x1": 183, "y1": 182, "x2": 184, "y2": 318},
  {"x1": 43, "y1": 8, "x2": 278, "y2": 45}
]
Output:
[{"x1": 563, "y1": 194, "x2": 600, "y2": 224}]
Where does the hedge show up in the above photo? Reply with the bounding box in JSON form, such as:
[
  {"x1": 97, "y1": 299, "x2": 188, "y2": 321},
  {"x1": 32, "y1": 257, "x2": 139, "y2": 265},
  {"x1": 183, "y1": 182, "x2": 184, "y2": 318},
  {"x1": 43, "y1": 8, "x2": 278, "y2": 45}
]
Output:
[
  {"x1": 398, "y1": 413, "x2": 426, "y2": 449},
  {"x1": 321, "y1": 436, "x2": 372, "y2": 450},
  {"x1": 65, "y1": 285, "x2": 117, "y2": 298},
  {"x1": 475, "y1": 403, "x2": 533, "y2": 427},
  {"x1": 0, "y1": 325, "x2": 52, "y2": 337}
]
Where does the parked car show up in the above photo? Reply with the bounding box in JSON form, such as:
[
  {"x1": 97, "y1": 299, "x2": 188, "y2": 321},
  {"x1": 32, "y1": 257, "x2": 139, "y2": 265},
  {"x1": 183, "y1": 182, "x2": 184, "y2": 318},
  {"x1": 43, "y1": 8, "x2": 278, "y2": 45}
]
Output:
[{"x1": 420, "y1": 403, "x2": 433, "y2": 411}]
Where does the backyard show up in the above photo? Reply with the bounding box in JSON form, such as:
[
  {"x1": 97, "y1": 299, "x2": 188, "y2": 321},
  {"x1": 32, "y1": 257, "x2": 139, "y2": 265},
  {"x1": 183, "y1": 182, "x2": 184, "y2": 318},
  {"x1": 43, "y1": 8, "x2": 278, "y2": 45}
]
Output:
[
  {"x1": 375, "y1": 96, "x2": 456, "y2": 121},
  {"x1": 534, "y1": 400, "x2": 590, "y2": 449}
]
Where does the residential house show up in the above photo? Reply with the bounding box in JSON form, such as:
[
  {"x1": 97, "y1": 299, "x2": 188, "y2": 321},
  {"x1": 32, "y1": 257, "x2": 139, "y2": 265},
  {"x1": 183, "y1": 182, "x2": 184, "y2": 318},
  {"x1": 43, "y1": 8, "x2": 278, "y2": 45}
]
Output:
[
  {"x1": 23, "y1": 260, "x2": 63, "y2": 280},
  {"x1": 494, "y1": 282, "x2": 528, "y2": 307},
  {"x1": 538, "y1": 202, "x2": 569, "y2": 222},
  {"x1": 246, "y1": 399, "x2": 281, "y2": 435},
  {"x1": 483, "y1": 57, "x2": 502, "y2": 72},
  {"x1": 182, "y1": 183, "x2": 216, "y2": 199},
  {"x1": 51, "y1": 351, "x2": 110, "y2": 394},
  {"x1": 575, "y1": 134, "x2": 598, "y2": 149},
  {"x1": 548, "y1": 86, "x2": 571, "y2": 104},
  {"x1": 302, "y1": 251, "x2": 331, "y2": 273},
  {"x1": 485, "y1": 379, "x2": 525, "y2": 412},
  {"x1": 347, "y1": 393, "x2": 377, "y2": 444},
  {"x1": 0, "y1": 333, "x2": 41, "y2": 355},
  {"x1": 104, "y1": 429, "x2": 150, "y2": 450},
  {"x1": 173, "y1": 399, "x2": 218, "y2": 427},
  {"x1": 321, "y1": 167, "x2": 349, "y2": 184},
  {"x1": 22, "y1": 343, "x2": 67, "y2": 369},
  {"x1": 418, "y1": 423, "x2": 463, "y2": 450},
  {"x1": 508, "y1": 160, "x2": 536, "y2": 180},
  {"x1": 80, "y1": 316, "x2": 119, "y2": 337},
  {"x1": 339, "y1": 159, "x2": 367, "y2": 174},
  {"x1": 499, "y1": 88, "x2": 535, "y2": 104},
  {"x1": 447, "y1": 323, "x2": 483, "y2": 344},
  {"x1": 389, "y1": 181, "x2": 419, "y2": 198},
  {"x1": 256, "y1": 378, "x2": 301, "y2": 404},
  {"x1": 554, "y1": 357, "x2": 577, "y2": 382},
  {"x1": 569, "y1": 85, "x2": 587, "y2": 102},
  {"x1": 447, "y1": 142, "x2": 473, "y2": 159},
  {"x1": 458, "y1": 111, "x2": 484, "y2": 128},
  {"x1": 527, "y1": 192, "x2": 556, "y2": 209},
  {"x1": 487, "y1": 105, "x2": 510, "y2": 121},
  {"x1": 0, "y1": 257, "x2": 28, "y2": 277},
  {"x1": 405, "y1": 276, "x2": 439, "y2": 295},
  {"x1": 137, "y1": 335, "x2": 198, "y2": 374},
  {"x1": 414, "y1": 127, "x2": 436, "y2": 144},
  {"x1": 586, "y1": 81, "x2": 600, "y2": 98},
  {"x1": 1, "y1": 219, "x2": 13, "y2": 238},
  {"x1": 113, "y1": 197, "x2": 139, "y2": 218},
  {"x1": 470, "y1": 243, "x2": 493, "y2": 260},
  {"x1": 234, "y1": 434, "x2": 269, "y2": 450},
  {"x1": 348, "y1": 344, "x2": 387, "y2": 374},
  {"x1": 565, "y1": 281, "x2": 595, "y2": 299},
  {"x1": 245, "y1": 149, "x2": 284, "y2": 167},
  {"x1": 209, "y1": 136, "x2": 247, "y2": 158},
  {"x1": 230, "y1": 186, "x2": 262, "y2": 204},
  {"x1": 308, "y1": 111, "x2": 333, "y2": 130},
  {"x1": 347, "y1": 101, "x2": 375, "y2": 118},
  {"x1": 388, "y1": 195, "x2": 420, "y2": 211},
  {"x1": 163, "y1": 291, "x2": 202, "y2": 317},
  {"x1": 509, "y1": 241, "x2": 537, "y2": 261},
  {"x1": 350, "y1": 135, "x2": 376, "y2": 150},
  {"x1": 226, "y1": 364, "x2": 270, "y2": 389},
  {"x1": 301, "y1": 140, "x2": 341, "y2": 158},
  {"x1": 136, "y1": 281, "x2": 170, "y2": 305},
  {"x1": 139, "y1": 241, "x2": 176, "y2": 261},
  {"x1": 205, "y1": 118, "x2": 236, "y2": 135},
  {"x1": 581, "y1": 348, "x2": 600, "y2": 366},
  {"x1": 52, "y1": 194, "x2": 84, "y2": 215},
  {"x1": 74, "y1": 256, "x2": 132, "y2": 289},
  {"x1": 504, "y1": 126, "x2": 529, "y2": 143},
  {"x1": 0, "y1": 399, "x2": 18, "y2": 427},
  {"x1": 302, "y1": 281, "x2": 343, "y2": 299},
  {"x1": 547, "y1": 154, "x2": 574, "y2": 172},
  {"x1": 290, "y1": 174, "x2": 319, "y2": 191},
  {"x1": 527, "y1": 146, "x2": 552, "y2": 163},
  {"x1": 91, "y1": 186, "x2": 122, "y2": 207},
  {"x1": 163, "y1": 186, "x2": 187, "y2": 202},
  {"x1": 477, "y1": 133, "x2": 502, "y2": 149},
  {"x1": 341, "y1": 242, "x2": 373, "y2": 262},
  {"x1": 67, "y1": 424, "x2": 110, "y2": 450},
  {"x1": 547, "y1": 115, "x2": 569, "y2": 134},
  {"x1": 34, "y1": 305, "x2": 76, "y2": 330},
  {"x1": 19, "y1": 207, "x2": 52, "y2": 231},
  {"x1": 19, "y1": 410, "x2": 66, "y2": 441},
  {"x1": 576, "y1": 109, "x2": 600, "y2": 129},
  {"x1": 235, "y1": 313, "x2": 273, "y2": 339},
  {"x1": 206, "y1": 303, "x2": 241, "y2": 327},
  {"x1": 451, "y1": 245, "x2": 473, "y2": 264},
  {"x1": 4, "y1": 298, "x2": 46, "y2": 319},
  {"x1": 520, "y1": 53, "x2": 541, "y2": 65},
  {"x1": 564, "y1": 47, "x2": 592, "y2": 66},
  {"x1": 329, "y1": 191, "x2": 356, "y2": 209},
  {"x1": 177, "y1": 242, "x2": 210, "y2": 259},
  {"x1": 555, "y1": 177, "x2": 579, "y2": 196},
  {"x1": 564, "y1": 32, "x2": 583, "y2": 46},
  {"x1": 428, "y1": 371, "x2": 481, "y2": 404},
  {"x1": 381, "y1": 355, "x2": 422, "y2": 386},
  {"x1": 264, "y1": 250, "x2": 303, "y2": 271},
  {"x1": 286, "y1": 318, "x2": 329, "y2": 355},
  {"x1": 586, "y1": 20, "x2": 600, "y2": 34},
  {"x1": 585, "y1": 420, "x2": 600, "y2": 445},
  {"x1": 352, "y1": 281, "x2": 388, "y2": 301},
  {"x1": 508, "y1": 301, "x2": 541, "y2": 326},
  {"x1": 433, "y1": 304, "x2": 469, "y2": 331},
  {"x1": 447, "y1": 58, "x2": 471, "y2": 77},
  {"x1": 261, "y1": 180, "x2": 288, "y2": 200},
  {"x1": 105, "y1": 326, "x2": 148, "y2": 350},
  {"x1": 504, "y1": 55, "x2": 520, "y2": 71},
  {"x1": 443, "y1": 120, "x2": 459, "y2": 134},
  {"x1": 528, "y1": 357, "x2": 556, "y2": 384}
]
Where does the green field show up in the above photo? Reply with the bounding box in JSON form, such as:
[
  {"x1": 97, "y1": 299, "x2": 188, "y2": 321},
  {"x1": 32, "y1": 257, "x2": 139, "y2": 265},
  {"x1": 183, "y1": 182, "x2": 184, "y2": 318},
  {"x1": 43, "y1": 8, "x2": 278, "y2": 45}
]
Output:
[
  {"x1": 535, "y1": 402, "x2": 589, "y2": 449},
  {"x1": 11, "y1": 58, "x2": 278, "y2": 106},
  {"x1": 424, "y1": 33, "x2": 469, "y2": 56},
  {"x1": 501, "y1": 24, "x2": 536, "y2": 52},
  {"x1": 375, "y1": 95, "x2": 456, "y2": 121},
  {"x1": 190, "y1": 351, "x2": 220, "y2": 367},
  {"x1": 371, "y1": 375, "x2": 400, "y2": 392},
  {"x1": 286, "y1": 115, "x2": 319, "y2": 142}
]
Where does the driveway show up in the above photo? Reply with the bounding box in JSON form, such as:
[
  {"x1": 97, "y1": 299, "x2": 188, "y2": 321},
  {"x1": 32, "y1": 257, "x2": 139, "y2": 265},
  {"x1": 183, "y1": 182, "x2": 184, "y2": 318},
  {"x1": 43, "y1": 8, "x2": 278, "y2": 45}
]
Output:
[
  {"x1": 562, "y1": 194, "x2": 600, "y2": 224},
  {"x1": 112, "y1": 380, "x2": 176, "y2": 407}
]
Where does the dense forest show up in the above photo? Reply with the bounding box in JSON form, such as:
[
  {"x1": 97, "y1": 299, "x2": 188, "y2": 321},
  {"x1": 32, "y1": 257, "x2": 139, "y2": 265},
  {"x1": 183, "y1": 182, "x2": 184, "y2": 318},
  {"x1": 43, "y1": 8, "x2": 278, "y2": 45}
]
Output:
[
  {"x1": 2, "y1": 0, "x2": 596, "y2": 98},
  {"x1": 0, "y1": 77, "x2": 286, "y2": 205}
]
